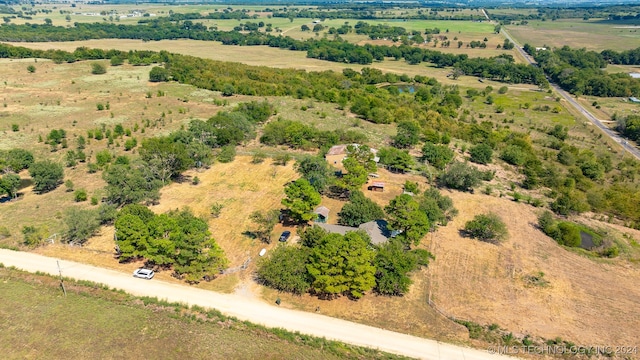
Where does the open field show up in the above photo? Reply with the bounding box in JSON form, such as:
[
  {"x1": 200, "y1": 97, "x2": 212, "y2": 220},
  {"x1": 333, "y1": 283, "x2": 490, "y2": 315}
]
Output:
[
  {"x1": 0, "y1": 267, "x2": 384, "y2": 360},
  {"x1": 506, "y1": 19, "x2": 640, "y2": 51},
  {"x1": 428, "y1": 191, "x2": 640, "y2": 347},
  {"x1": 2, "y1": 39, "x2": 530, "y2": 88},
  {"x1": 2, "y1": 28, "x2": 640, "y2": 356}
]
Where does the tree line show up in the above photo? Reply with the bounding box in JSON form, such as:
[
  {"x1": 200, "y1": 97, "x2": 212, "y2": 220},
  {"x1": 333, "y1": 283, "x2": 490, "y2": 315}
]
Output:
[
  {"x1": 526, "y1": 45, "x2": 640, "y2": 97},
  {"x1": 0, "y1": 21, "x2": 546, "y2": 85}
]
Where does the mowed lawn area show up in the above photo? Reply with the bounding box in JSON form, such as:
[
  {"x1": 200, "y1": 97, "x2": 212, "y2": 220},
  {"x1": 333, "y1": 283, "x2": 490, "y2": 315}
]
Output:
[{"x1": 0, "y1": 267, "x2": 394, "y2": 360}]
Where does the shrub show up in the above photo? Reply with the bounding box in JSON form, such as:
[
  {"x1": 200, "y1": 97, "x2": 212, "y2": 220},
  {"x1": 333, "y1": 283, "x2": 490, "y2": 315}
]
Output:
[
  {"x1": 74, "y1": 189, "x2": 88, "y2": 202},
  {"x1": 91, "y1": 62, "x2": 107, "y2": 75},
  {"x1": 11, "y1": 124, "x2": 19, "y2": 132},
  {"x1": 217, "y1": 145, "x2": 236, "y2": 163},
  {"x1": 27, "y1": 65, "x2": 36, "y2": 73},
  {"x1": 464, "y1": 213, "x2": 508, "y2": 243},
  {"x1": 439, "y1": 161, "x2": 482, "y2": 192},
  {"x1": 469, "y1": 144, "x2": 493, "y2": 164}
]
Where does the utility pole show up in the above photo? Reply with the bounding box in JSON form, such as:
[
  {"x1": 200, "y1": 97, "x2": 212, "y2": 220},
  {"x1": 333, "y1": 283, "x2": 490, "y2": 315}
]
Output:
[{"x1": 57, "y1": 260, "x2": 67, "y2": 297}]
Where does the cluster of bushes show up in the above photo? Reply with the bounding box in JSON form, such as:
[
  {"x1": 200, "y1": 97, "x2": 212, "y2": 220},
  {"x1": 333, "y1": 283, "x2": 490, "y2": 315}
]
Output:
[
  {"x1": 256, "y1": 226, "x2": 432, "y2": 299},
  {"x1": 537, "y1": 211, "x2": 619, "y2": 257},
  {"x1": 115, "y1": 204, "x2": 228, "y2": 283},
  {"x1": 260, "y1": 118, "x2": 366, "y2": 150}
]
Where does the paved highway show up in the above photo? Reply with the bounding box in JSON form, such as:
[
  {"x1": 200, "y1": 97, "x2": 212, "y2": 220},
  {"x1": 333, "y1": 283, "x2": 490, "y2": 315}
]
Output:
[{"x1": 492, "y1": 12, "x2": 640, "y2": 161}]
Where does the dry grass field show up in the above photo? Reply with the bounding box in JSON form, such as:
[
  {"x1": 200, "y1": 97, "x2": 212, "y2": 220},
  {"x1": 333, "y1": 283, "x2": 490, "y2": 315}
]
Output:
[
  {"x1": 506, "y1": 20, "x2": 640, "y2": 51},
  {"x1": 427, "y1": 191, "x2": 640, "y2": 347},
  {"x1": 2, "y1": 17, "x2": 640, "y2": 353},
  {"x1": 4, "y1": 39, "x2": 531, "y2": 90}
]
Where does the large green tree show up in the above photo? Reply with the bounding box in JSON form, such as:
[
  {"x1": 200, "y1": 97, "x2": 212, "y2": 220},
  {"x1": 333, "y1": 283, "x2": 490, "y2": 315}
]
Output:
[
  {"x1": 464, "y1": 213, "x2": 508, "y2": 243},
  {"x1": 282, "y1": 179, "x2": 321, "y2": 223},
  {"x1": 374, "y1": 240, "x2": 433, "y2": 296},
  {"x1": 421, "y1": 143, "x2": 454, "y2": 170},
  {"x1": 384, "y1": 194, "x2": 430, "y2": 248},
  {"x1": 0, "y1": 173, "x2": 20, "y2": 198},
  {"x1": 337, "y1": 190, "x2": 384, "y2": 226},
  {"x1": 139, "y1": 137, "x2": 193, "y2": 184},
  {"x1": 256, "y1": 245, "x2": 311, "y2": 294},
  {"x1": 295, "y1": 155, "x2": 333, "y2": 192},
  {"x1": 103, "y1": 163, "x2": 162, "y2": 206},
  {"x1": 307, "y1": 231, "x2": 376, "y2": 299},
  {"x1": 29, "y1": 160, "x2": 63, "y2": 193},
  {"x1": 64, "y1": 208, "x2": 100, "y2": 245}
]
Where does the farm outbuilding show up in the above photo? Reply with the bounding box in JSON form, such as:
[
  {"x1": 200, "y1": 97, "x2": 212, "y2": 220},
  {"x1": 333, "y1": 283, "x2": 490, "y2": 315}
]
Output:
[
  {"x1": 369, "y1": 182, "x2": 385, "y2": 192},
  {"x1": 314, "y1": 206, "x2": 330, "y2": 223}
]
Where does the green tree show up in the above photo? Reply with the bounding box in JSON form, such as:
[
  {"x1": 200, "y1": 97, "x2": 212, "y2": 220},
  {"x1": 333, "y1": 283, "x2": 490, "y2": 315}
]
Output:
[
  {"x1": 416, "y1": 187, "x2": 458, "y2": 228},
  {"x1": 29, "y1": 160, "x2": 64, "y2": 193},
  {"x1": 299, "y1": 225, "x2": 328, "y2": 248},
  {"x1": 464, "y1": 213, "x2": 508, "y2": 243},
  {"x1": 307, "y1": 231, "x2": 376, "y2": 299},
  {"x1": 385, "y1": 194, "x2": 430, "y2": 248},
  {"x1": 377, "y1": 147, "x2": 415, "y2": 173},
  {"x1": 63, "y1": 208, "x2": 100, "y2": 245},
  {"x1": 469, "y1": 144, "x2": 493, "y2": 164},
  {"x1": 337, "y1": 190, "x2": 384, "y2": 226},
  {"x1": 139, "y1": 137, "x2": 193, "y2": 184},
  {"x1": 110, "y1": 56, "x2": 124, "y2": 66},
  {"x1": 0, "y1": 173, "x2": 20, "y2": 199},
  {"x1": 103, "y1": 163, "x2": 162, "y2": 206},
  {"x1": 91, "y1": 62, "x2": 107, "y2": 75},
  {"x1": 392, "y1": 121, "x2": 421, "y2": 148},
  {"x1": 282, "y1": 179, "x2": 321, "y2": 223},
  {"x1": 339, "y1": 157, "x2": 369, "y2": 190},
  {"x1": 149, "y1": 66, "x2": 169, "y2": 82},
  {"x1": 374, "y1": 240, "x2": 433, "y2": 296},
  {"x1": 439, "y1": 161, "x2": 482, "y2": 192},
  {"x1": 250, "y1": 209, "x2": 280, "y2": 243},
  {"x1": 27, "y1": 64, "x2": 36, "y2": 73},
  {"x1": 1, "y1": 149, "x2": 34, "y2": 172},
  {"x1": 115, "y1": 213, "x2": 151, "y2": 262},
  {"x1": 74, "y1": 189, "x2": 87, "y2": 202},
  {"x1": 295, "y1": 155, "x2": 333, "y2": 192},
  {"x1": 256, "y1": 245, "x2": 311, "y2": 294},
  {"x1": 421, "y1": 143, "x2": 454, "y2": 170},
  {"x1": 217, "y1": 145, "x2": 236, "y2": 163}
]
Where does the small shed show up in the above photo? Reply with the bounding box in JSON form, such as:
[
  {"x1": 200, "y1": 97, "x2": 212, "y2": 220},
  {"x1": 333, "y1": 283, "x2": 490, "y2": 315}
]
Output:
[
  {"x1": 314, "y1": 206, "x2": 330, "y2": 223},
  {"x1": 369, "y1": 182, "x2": 385, "y2": 192},
  {"x1": 630, "y1": 97, "x2": 640, "y2": 104}
]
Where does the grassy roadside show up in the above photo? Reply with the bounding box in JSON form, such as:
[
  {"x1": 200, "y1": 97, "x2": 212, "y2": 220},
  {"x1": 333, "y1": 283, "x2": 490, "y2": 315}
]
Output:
[{"x1": 0, "y1": 264, "x2": 409, "y2": 360}]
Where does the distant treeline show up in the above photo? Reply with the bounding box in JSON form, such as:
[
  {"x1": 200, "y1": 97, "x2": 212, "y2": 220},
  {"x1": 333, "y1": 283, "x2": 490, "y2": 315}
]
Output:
[
  {"x1": 270, "y1": 8, "x2": 482, "y2": 21},
  {"x1": 487, "y1": 5, "x2": 640, "y2": 23},
  {"x1": 0, "y1": 21, "x2": 546, "y2": 86},
  {"x1": 525, "y1": 44, "x2": 640, "y2": 97}
]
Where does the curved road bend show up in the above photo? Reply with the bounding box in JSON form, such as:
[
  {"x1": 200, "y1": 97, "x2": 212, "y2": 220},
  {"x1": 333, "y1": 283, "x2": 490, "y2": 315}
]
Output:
[
  {"x1": 0, "y1": 249, "x2": 516, "y2": 360},
  {"x1": 494, "y1": 14, "x2": 640, "y2": 161}
]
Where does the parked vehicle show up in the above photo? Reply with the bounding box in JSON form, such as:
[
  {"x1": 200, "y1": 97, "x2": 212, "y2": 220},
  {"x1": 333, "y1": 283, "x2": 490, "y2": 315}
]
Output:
[
  {"x1": 278, "y1": 231, "x2": 291, "y2": 242},
  {"x1": 133, "y1": 268, "x2": 155, "y2": 280}
]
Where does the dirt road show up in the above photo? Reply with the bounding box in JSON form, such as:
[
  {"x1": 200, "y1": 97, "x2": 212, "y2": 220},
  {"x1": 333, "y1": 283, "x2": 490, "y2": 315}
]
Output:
[{"x1": 0, "y1": 249, "x2": 515, "y2": 360}]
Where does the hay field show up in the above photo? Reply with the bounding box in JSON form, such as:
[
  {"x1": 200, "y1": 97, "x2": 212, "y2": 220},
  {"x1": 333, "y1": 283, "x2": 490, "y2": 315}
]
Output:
[
  {"x1": 506, "y1": 20, "x2": 640, "y2": 51},
  {"x1": 427, "y1": 191, "x2": 640, "y2": 346}
]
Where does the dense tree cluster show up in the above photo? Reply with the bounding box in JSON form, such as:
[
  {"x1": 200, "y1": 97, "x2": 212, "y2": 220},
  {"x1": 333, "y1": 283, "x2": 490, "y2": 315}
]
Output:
[
  {"x1": 256, "y1": 225, "x2": 433, "y2": 299},
  {"x1": 528, "y1": 45, "x2": 640, "y2": 97},
  {"x1": 115, "y1": 205, "x2": 228, "y2": 283},
  {"x1": 260, "y1": 118, "x2": 365, "y2": 150}
]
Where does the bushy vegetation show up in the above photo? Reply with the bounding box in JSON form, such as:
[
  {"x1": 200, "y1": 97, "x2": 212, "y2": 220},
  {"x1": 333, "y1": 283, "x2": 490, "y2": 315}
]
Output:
[
  {"x1": 115, "y1": 205, "x2": 228, "y2": 283},
  {"x1": 464, "y1": 213, "x2": 508, "y2": 243},
  {"x1": 257, "y1": 225, "x2": 433, "y2": 299},
  {"x1": 338, "y1": 190, "x2": 384, "y2": 227}
]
